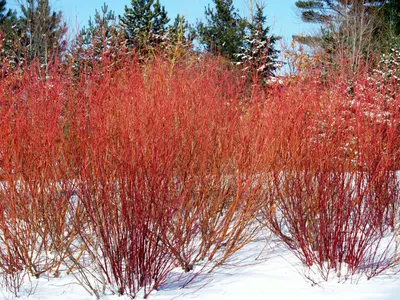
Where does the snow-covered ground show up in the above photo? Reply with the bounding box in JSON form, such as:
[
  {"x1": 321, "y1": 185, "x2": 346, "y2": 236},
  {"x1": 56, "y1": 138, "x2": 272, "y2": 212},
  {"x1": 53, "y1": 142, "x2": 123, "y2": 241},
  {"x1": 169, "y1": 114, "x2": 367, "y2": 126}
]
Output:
[{"x1": 2, "y1": 236, "x2": 400, "y2": 300}]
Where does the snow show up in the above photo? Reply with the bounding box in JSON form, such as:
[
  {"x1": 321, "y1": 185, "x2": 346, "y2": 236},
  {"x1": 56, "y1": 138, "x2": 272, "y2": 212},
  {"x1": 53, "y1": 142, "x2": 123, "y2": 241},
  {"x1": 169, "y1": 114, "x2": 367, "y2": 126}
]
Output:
[{"x1": 2, "y1": 236, "x2": 400, "y2": 300}]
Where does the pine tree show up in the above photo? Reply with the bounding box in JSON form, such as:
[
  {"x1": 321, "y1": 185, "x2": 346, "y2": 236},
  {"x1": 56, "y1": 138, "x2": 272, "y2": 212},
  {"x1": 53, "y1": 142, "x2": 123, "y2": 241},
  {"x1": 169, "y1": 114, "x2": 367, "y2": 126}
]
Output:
[
  {"x1": 381, "y1": 0, "x2": 400, "y2": 51},
  {"x1": 293, "y1": 0, "x2": 390, "y2": 48},
  {"x1": 160, "y1": 14, "x2": 194, "y2": 60},
  {"x1": 0, "y1": 0, "x2": 12, "y2": 23},
  {"x1": 295, "y1": 0, "x2": 385, "y2": 24},
  {"x1": 385, "y1": 0, "x2": 400, "y2": 35},
  {"x1": 196, "y1": 0, "x2": 247, "y2": 62},
  {"x1": 167, "y1": 14, "x2": 189, "y2": 43},
  {"x1": 294, "y1": 0, "x2": 390, "y2": 69},
  {"x1": 79, "y1": 3, "x2": 120, "y2": 58},
  {"x1": 18, "y1": 0, "x2": 67, "y2": 68},
  {"x1": 119, "y1": 0, "x2": 169, "y2": 54},
  {"x1": 237, "y1": 4, "x2": 280, "y2": 82},
  {"x1": 375, "y1": 0, "x2": 400, "y2": 86},
  {"x1": 0, "y1": 0, "x2": 19, "y2": 67},
  {"x1": 69, "y1": 3, "x2": 122, "y2": 76}
]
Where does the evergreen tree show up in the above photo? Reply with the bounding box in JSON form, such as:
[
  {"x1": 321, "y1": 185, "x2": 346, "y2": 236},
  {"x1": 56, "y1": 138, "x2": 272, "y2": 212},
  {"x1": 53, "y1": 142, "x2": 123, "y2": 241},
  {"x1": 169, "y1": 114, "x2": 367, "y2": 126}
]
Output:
[
  {"x1": 295, "y1": 0, "x2": 384, "y2": 24},
  {"x1": 293, "y1": 0, "x2": 394, "y2": 49},
  {"x1": 119, "y1": 0, "x2": 169, "y2": 54},
  {"x1": 0, "y1": 0, "x2": 12, "y2": 23},
  {"x1": 18, "y1": 0, "x2": 67, "y2": 68},
  {"x1": 385, "y1": 0, "x2": 400, "y2": 35},
  {"x1": 381, "y1": 0, "x2": 400, "y2": 51},
  {"x1": 167, "y1": 14, "x2": 192, "y2": 45},
  {"x1": 237, "y1": 4, "x2": 280, "y2": 82},
  {"x1": 294, "y1": 0, "x2": 390, "y2": 69},
  {"x1": 79, "y1": 3, "x2": 120, "y2": 58},
  {"x1": 196, "y1": 0, "x2": 247, "y2": 62},
  {"x1": 0, "y1": 0, "x2": 19, "y2": 67},
  {"x1": 69, "y1": 3, "x2": 121, "y2": 76},
  {"x1": 160, "y1": 14, "x2": 194, "y2": 60}
]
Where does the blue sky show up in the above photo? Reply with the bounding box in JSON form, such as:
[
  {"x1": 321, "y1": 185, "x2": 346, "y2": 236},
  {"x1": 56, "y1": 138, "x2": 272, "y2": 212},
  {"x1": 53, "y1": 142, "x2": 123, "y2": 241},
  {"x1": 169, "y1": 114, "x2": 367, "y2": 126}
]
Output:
[{"x1": 10, "y1": 0, "x2": 319, "y2": 44}]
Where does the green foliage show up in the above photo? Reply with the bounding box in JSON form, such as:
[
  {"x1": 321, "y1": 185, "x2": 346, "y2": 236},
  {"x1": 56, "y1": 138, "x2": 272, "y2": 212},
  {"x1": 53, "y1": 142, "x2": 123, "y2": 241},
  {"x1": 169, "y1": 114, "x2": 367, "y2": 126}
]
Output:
[
  {"x1": 0, "y1": 0, "x2": 19, "y2": 67},
  {"x1": 120, "y1": 0, "x2": 170, "y2": 54},
  {"x1": 0, "y1": 0, "x2": 12, "y2": 23},
  {"x1": 295, "y1": 0, "x2": 323, "y2": 10},
  {"x1": 294, "y1": 0, "x2": 397, "y2": 47},
  {"x1": 159, "y1": 14, "x2": 195, "y2": 61},
  {"x1": 237, "y1": 4, "x2": 280, "y2": 82},
  {"x1": 295, "y1": 0, "x2": 386, "y2": 25},
  {"x1": 70, "y1": 3, "x2": 122, "y2": 76},
  {"x1": 167, "y1": 14, "x2": 193, "y2": 46},
  {"x1": 196, "y1": 0, "x2": 247, "y2": 62},
  {"x1": 294, "y1": 0, "x2": 335, "y2": 23},
  {"x1": 294, "y1": 0, "x2": 397, "y2": 70},
  {"x1": 381, "y1": 0, "x2": 400, "y2": 52},
  {"x1": 18, "y1": 0, "x2": 67, "y2": 68},
  {"x1": 385, "y1": 0, "x2": 400, "y2": 35},
  {"x1": 79, "y1": 3, "x2": 120, "y2": 57}
]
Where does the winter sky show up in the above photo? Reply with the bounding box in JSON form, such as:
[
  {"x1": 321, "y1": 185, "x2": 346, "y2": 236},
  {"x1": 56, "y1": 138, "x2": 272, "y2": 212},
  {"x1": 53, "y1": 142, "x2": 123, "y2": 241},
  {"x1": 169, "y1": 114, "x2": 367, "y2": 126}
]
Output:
[{"x1": 25, "y1": 0, "x2": 320, "y2": 44}]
